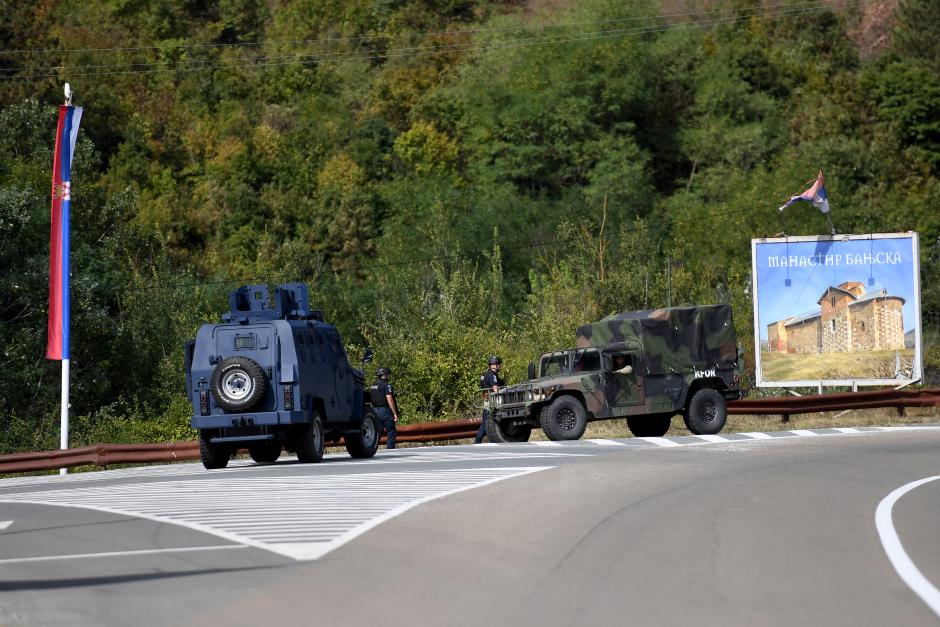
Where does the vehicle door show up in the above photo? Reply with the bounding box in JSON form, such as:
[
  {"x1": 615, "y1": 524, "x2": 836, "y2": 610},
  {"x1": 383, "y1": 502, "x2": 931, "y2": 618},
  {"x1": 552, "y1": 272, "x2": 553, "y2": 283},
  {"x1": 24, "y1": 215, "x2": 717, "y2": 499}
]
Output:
[
  {"x1": 312, "y1": 329, "x2": 341, "y2": 419},
  {"x1": 603, "y1": 350, "x2": 644, "y2": 407},
  {"x1": 326, "y1": 328, "x2": 353, "y2": 416},
  {"x1": 211, "y1": 324, "x2": 276, "y2": 410}
]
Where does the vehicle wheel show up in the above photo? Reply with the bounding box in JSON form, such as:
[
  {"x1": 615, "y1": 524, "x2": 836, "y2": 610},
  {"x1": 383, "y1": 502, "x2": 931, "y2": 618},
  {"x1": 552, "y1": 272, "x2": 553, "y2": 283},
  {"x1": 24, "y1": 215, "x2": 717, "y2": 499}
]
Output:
[
  {"x1": 684, "y1": 388, "x2": 727, "y2": 435},
  {"x1": 540, "y1": 396, "x2": 587, "y2": 441},
  {"x1": 345, "y1": 411, "x2": 380, "y2": 459},
  {"x1": 210, "y1": 356, "x2": 267, "y2": 412},
  {"x1": 199, "y1": 435, "x2": 229, "y2": 469},
  {"x1": 626, "y1": 414, "x2": 672, "y2": 438},
  {"x1": 295, "y1": 414, "x2": 325, "y2": 463},
  {"x1": 487, "y1": 414, "x2": 532, "y2": 443},
  {"x1": 248, "y1": 440, "x2": 281, "y2": 463}
]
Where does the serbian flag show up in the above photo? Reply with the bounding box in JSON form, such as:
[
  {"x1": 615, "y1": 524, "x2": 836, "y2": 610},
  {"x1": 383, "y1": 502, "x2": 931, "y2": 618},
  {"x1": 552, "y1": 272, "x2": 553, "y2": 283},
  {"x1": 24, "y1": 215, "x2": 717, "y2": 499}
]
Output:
[
  {"x1": 46, "y1": 105, "x2": 83, "y2": 360},
  {"x1": 778, "y1": 170, "x2": 830, "y2": 214}
]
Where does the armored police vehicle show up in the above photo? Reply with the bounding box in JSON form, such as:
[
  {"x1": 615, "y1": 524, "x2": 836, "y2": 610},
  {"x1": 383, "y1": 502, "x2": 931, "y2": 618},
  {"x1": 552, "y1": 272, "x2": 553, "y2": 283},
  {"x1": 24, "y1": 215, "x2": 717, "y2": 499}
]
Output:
[
  {"x1": 185, "y1": 283, "x2": 379, "y2": 469},
  {"x1": 488, "y1": 305, "x2": 744, "y2": 442}
]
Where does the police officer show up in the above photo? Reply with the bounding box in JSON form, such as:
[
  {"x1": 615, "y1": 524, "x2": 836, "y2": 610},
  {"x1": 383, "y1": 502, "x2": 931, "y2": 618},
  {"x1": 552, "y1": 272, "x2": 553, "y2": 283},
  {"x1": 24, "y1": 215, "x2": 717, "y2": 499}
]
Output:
[
  {"x1": 370, "y1": 367, "x2": 400, "y2": 449},
  {"x1": 474, "y1": 355, "x2": 505, "y2": 444}
]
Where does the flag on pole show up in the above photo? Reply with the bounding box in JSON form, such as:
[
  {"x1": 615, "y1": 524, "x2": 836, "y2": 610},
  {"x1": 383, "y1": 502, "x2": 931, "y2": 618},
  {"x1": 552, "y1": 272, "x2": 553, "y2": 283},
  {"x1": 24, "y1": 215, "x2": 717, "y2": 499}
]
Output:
[
  {"x1": 778, "y1": 170, "x2": 830, "y2": 214},
  {"x1": 46, "y1": 104, "x2": 82, "y2": 360}
]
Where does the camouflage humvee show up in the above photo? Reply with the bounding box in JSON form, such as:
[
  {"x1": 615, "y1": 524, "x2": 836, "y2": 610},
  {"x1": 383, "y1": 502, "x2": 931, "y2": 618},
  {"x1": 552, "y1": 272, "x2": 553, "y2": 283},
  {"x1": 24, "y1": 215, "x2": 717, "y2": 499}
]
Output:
[{"x1": 488, "y1": 305, "x2": 744, "y2": 442}]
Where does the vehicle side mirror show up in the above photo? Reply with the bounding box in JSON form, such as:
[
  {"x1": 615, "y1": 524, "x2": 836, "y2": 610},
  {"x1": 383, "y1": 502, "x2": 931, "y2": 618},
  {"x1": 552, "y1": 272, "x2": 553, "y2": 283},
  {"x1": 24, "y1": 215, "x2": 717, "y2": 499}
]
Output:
[
  {"x1": 527, "y1": 362, "x2": 537, "y2": 380},
  {"x1": 361, "y1": 348, "x2": 374, "y2": 365}
]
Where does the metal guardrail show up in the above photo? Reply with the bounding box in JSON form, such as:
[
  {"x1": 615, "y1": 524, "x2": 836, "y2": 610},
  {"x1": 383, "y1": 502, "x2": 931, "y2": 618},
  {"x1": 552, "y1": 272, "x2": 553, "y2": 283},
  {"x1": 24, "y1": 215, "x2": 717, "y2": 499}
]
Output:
[
  {"x1": 0, "y1": 420, "x2": 480, "y2": 474},
  {"x1": 727, "y1": 388, "x2": 940, "y2": 418},
  {"x1": 1, "y1": 389, "x2": 938, "y2": 474}
]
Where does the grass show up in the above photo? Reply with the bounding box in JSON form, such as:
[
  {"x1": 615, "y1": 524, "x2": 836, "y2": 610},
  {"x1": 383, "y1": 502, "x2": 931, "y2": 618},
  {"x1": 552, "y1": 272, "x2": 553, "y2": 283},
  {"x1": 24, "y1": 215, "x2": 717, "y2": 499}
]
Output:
[{"x1": 761, "y1": 349, "x2": 916, "y2": 381}]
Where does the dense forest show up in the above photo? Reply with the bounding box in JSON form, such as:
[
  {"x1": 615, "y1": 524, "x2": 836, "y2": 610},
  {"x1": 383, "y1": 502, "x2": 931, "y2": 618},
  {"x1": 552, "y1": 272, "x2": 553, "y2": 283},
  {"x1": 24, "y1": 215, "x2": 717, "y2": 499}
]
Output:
[{"x1": 1, "y1": 0, "x2": 938, "y2": 452}]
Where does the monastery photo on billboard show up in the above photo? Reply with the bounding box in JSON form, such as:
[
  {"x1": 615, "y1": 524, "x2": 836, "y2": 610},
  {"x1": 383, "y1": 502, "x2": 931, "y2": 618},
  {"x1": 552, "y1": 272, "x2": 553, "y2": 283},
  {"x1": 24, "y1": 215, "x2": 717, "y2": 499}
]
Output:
[{"x1": 766, "y1": 281, "x2": 907, "y2": 354}]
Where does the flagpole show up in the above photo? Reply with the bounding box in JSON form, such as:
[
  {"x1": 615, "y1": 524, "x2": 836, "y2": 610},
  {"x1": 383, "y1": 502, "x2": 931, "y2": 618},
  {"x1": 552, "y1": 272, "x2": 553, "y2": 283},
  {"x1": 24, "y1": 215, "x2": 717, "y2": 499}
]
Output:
[
  {"x1": 50, "y1": 82, "x2": 78, "y2": 476},
  {"x1": 60, "y1": 359, "x2": 69, "y2": 475},
  {"x1": 59, "y1": 85, "x2": 72, "y2": 475}
]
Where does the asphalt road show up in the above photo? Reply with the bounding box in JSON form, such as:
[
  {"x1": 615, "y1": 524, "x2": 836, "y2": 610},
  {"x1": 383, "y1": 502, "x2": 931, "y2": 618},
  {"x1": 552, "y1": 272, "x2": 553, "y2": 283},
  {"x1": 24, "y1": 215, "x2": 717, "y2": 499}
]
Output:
[{"x1": 1, "y1": 426, "x2": 938, "y2": 626}]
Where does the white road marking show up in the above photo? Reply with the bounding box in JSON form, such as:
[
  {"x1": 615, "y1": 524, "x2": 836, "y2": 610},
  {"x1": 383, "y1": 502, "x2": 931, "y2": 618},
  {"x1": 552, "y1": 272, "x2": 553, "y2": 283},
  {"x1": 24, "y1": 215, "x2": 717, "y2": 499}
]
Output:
[
  {"x1": 0, "y1": 545, "x2": 247, "y2": 565},
  {"x1": 791, "y1": 429, "x2": 819, "y2": 436},
  {"x1": 0, "y1": 520, "x2": 12, "y2": 531},
  {"x1": 695, "y1": 435, "x2": 729, "y2": 443},
  {"x1": 0, "y1": 467, "x2": 551, "y2": 561},
  {"x1": 741, "y1": 432, "x2": 774, "y2": 440},
  {"x1": 0, "y1": 449, "x2": 587, "y2": 490},
  {"x1": 639, "y1": 437, "x2": 681, "y2": 447},
  {"x1": 1, "y1": 427, "x2": 938, "y2": 490},
  {"x1": 875, "y1": 475, "x2": 940, "y2": 618}
]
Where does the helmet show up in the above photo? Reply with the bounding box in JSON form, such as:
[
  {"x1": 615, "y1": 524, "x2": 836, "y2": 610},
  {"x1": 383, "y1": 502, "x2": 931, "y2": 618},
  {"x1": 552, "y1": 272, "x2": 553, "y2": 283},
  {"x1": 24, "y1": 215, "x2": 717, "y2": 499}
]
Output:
[
  {"x1": 487, "y1": 355, "x2": 502, "y2": 365},
  {"x1": 376, "y1": 366, "x2": 391, "y2": 377}
]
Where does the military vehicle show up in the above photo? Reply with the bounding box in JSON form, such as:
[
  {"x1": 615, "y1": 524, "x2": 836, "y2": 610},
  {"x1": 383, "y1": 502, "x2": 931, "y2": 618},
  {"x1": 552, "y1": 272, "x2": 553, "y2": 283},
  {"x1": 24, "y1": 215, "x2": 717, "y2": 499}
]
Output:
[
  {"x1": 488, "y1": 305, "x2": 744, "y2": 442},
  {"x1": 185, "y1": 283, "x2": 379, "y2": 469}
]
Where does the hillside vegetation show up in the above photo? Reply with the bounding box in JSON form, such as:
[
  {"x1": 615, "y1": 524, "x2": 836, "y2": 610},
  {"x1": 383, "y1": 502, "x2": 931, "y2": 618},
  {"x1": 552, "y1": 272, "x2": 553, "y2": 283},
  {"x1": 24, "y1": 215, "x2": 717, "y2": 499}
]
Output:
[{"x1": 1, "y1": 0, "x2": 938, "y2": 452}]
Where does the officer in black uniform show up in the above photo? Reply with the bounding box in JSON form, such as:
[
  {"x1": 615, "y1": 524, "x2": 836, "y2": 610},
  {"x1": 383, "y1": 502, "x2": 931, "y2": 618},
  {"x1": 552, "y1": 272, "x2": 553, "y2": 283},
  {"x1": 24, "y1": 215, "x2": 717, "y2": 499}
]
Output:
[
  {"x1": 474, "y1": 355, "x2": 504, "y2": 444},
  {"x1": 369, "y1": 367, "x2": 400, "y2": 449}
]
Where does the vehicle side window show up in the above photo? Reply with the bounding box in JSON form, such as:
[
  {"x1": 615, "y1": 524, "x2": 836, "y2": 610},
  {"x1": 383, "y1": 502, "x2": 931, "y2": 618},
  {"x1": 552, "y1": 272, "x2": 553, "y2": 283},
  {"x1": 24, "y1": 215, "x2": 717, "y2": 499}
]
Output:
[
  {"x1": 609, "y1": 352, "x2": 638, "y2": 373},
  {"x1": 327, "y1": 329, "x2": 348, "y2": 363},
  {"x1": 297, "y1": 333, "x2": 306, "y2": 362}
]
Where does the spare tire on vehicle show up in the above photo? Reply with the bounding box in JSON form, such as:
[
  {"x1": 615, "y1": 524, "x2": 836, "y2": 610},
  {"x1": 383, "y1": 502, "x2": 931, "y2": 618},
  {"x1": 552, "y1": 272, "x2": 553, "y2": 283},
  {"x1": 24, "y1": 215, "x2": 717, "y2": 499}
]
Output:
[{"x1": 211, "y1": 356, "x2": 267, "y2": 412}]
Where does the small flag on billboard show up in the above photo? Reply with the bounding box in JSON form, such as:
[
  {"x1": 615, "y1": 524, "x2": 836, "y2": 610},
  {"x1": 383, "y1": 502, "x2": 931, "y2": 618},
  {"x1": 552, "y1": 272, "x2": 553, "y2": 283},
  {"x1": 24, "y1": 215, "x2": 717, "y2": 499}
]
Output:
[
  {"x1": 778, "y1": 170, "x2": 830, "y2": 214},
  {"x1": 46, "y1": 104, "x2": 83, "y2": 360}
]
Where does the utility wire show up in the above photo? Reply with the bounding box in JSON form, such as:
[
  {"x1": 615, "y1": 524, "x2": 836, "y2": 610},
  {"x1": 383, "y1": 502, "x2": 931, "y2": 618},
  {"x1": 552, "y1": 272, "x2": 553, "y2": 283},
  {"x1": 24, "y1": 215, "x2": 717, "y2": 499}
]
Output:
[
  {"x1": 2, "y1": 2, "x2": 855, "y2": 75},
  {"x1": 0, "y1": 1, "x2": 866, "y2": 80},
  {"x1": 0, "y1": 0, "x2": 868, "y2": 57},
  {"x1": 2, "y1": 3, "x2": 859, "y2": 78}
]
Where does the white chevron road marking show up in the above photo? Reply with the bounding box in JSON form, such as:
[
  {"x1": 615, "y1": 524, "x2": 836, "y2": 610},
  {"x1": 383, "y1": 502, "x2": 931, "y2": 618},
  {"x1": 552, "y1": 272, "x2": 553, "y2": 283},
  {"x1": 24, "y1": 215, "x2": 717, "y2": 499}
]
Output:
[{"x1": 0, "y1": 467, "x2": 551, "y2": 561}]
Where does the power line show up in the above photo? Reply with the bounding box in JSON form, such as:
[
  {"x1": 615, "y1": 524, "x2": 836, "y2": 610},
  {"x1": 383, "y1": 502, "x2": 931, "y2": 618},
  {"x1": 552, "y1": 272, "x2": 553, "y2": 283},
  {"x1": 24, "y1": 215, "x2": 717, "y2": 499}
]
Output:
[
  {"x1": 0, "y1": 2, "x2": 860, "y2": 78},
  {"x1": 0, "y1": 1, "x2": 868, "y2": 81},
  {"x1": 0, "y1": 0, "x2": 866, "y2": 58}
]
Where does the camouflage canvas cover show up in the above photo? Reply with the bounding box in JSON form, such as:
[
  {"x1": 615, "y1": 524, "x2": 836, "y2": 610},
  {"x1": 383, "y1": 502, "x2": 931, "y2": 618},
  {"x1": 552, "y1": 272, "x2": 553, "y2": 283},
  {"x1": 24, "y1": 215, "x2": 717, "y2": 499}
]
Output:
[{"x1": 575, "y1": 305, "x2": 737, "y2": 375}]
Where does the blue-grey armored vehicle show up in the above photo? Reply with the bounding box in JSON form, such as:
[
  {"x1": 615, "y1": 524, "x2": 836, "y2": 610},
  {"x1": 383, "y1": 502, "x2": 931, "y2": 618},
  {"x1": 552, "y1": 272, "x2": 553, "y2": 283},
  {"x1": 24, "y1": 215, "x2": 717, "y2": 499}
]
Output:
[{"x1": 185, "y1": 283, "x2": 379, "y2": 469}]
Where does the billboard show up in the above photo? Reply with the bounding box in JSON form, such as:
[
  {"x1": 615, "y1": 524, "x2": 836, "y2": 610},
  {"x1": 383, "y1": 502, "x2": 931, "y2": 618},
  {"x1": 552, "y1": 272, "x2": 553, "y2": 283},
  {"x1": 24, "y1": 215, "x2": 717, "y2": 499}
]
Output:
[{"x1": 751, "y1": 233, "x2": 922, "y2": 387}]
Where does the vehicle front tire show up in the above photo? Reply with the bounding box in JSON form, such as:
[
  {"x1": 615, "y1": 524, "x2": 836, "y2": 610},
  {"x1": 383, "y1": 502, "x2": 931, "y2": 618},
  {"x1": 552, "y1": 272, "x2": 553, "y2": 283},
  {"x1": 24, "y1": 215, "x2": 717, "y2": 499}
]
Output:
[
  {"x1": 345, "y1": 412, "x2": 380, "y2": 459},
  {"x1": 540, "y1": 396, "x2": 587, "y2": 441},
  {"x1": 210, "y1": 356, "x2": 267, "y2": 412},
  {"x1": 199, "y1": 435, "x2": 229, "y2": 469},
  {"x1": 684, "y1": 388, "x2": 727, "y2": 435},
  {"x1": 626, "y1": 414, "x2": 672, "y2": 438},
  {"x1": 248, "y1": 440, "x2": 281, "y2": 464},
  {"x1": 487, "y1": 414, "x2": 532, "y2": 443},
  {"x1": 295, "y1": 415, "x2": 325, "y2": 463}
]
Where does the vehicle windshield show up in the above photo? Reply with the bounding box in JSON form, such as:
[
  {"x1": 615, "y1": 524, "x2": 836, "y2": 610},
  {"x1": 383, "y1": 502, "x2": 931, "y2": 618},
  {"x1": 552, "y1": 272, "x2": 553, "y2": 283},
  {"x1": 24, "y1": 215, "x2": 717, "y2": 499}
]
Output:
[{"x1": 540, "y1": 352, "x2": 571, "y2": 377}]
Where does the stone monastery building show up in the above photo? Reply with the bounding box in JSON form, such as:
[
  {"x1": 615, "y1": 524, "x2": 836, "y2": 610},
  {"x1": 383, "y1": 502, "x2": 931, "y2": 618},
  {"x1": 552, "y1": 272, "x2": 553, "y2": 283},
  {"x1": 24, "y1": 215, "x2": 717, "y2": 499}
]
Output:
[{"x1": 767, "y1": 281, "x2": 905, "y2": 354}]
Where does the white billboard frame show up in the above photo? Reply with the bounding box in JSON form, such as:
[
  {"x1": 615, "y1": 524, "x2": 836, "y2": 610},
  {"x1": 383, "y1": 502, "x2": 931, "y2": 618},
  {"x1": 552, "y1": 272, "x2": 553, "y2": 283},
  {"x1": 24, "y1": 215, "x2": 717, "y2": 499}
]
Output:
[{"x1": 751, "y1": 232, "x2": 922, "y2": 388}]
